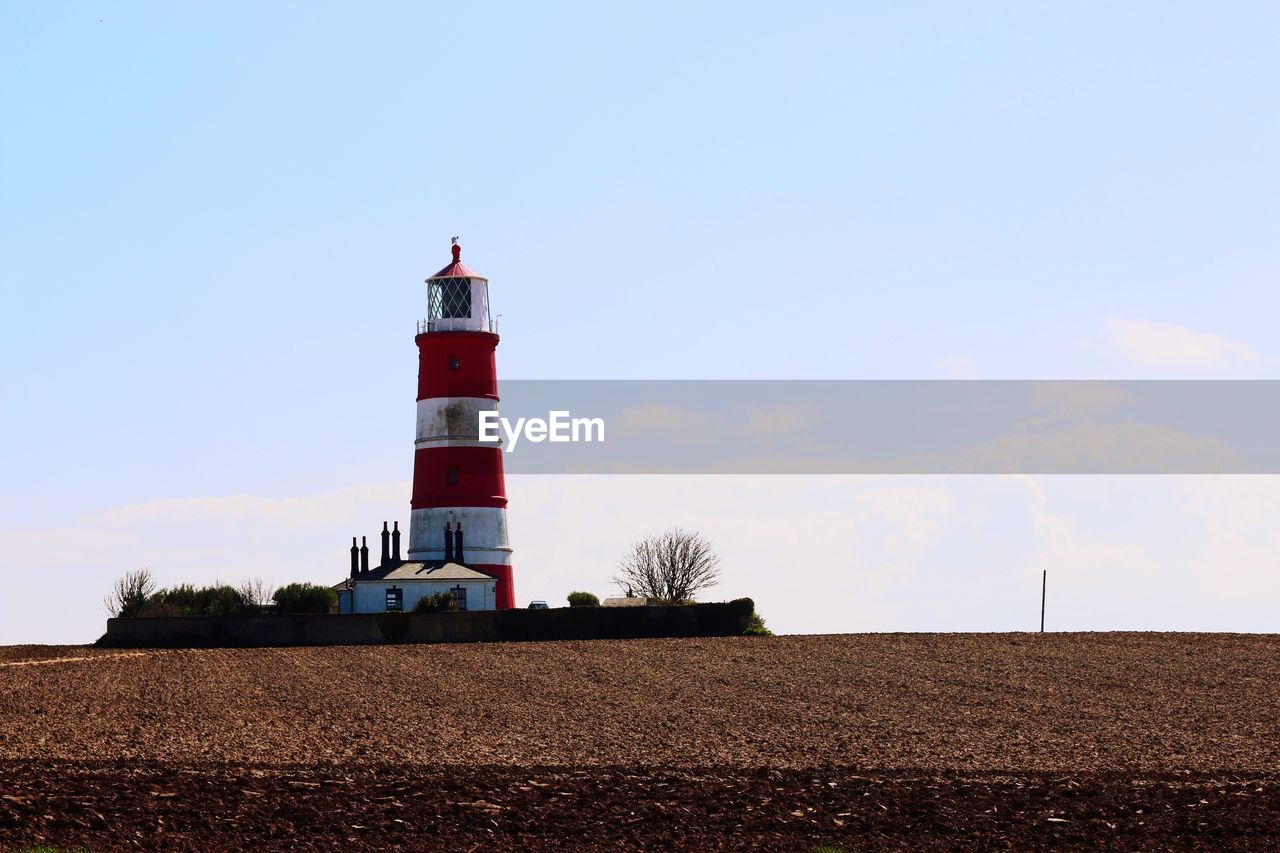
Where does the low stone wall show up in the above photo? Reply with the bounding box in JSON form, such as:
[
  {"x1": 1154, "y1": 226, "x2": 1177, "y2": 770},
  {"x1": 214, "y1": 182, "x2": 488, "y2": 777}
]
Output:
[{"x1": 100, "y1": 599, "x2": 755, "y2": 648}]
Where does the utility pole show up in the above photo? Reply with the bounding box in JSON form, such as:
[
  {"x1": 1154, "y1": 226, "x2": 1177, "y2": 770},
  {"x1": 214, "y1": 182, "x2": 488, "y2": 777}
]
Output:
[{"x1": 1040, "y1": 569, "x2": 1046, "y2": 633}]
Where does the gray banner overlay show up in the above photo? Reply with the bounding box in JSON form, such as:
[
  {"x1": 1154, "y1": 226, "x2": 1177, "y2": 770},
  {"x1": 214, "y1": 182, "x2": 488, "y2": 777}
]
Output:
[{"x1": 466, "y1": 381, "x2": 1280, "y2": 474}]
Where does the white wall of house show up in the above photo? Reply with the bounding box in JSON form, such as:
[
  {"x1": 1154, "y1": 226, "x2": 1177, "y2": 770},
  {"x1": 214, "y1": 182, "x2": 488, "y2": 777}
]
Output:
[{"x1": 352, "y1": 579, "x2": 496, "y2": 613}]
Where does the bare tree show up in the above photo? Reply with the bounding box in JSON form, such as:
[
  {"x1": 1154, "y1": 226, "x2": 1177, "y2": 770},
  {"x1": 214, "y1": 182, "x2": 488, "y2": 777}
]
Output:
[
  {"x1": 237, "y1": 577, "x2": 275, "y2": 607},
  {"x1": 104, "y1": 568, "x2": 156, "y2": 618},
  {"x1": 613, "y1": 527, "x2": 721, "y2": 604}
]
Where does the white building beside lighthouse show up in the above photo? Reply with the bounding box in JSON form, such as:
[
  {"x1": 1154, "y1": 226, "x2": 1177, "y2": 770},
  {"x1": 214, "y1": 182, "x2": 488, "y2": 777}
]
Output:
[{"x1": 335, "y1": 524, "x2": 497, "y2": 613}]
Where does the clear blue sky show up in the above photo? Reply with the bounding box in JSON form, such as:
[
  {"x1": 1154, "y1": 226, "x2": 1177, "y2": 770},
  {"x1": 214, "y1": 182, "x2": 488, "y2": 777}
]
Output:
[{"x1": 3, "y1": 3, "x2": 1279, "y2": 641}]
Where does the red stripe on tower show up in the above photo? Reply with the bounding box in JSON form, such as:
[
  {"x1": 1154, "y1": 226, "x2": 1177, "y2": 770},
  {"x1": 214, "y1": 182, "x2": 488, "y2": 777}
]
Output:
[{"x1": 407, "y1": 238, "x2": 516, "y2": 609}]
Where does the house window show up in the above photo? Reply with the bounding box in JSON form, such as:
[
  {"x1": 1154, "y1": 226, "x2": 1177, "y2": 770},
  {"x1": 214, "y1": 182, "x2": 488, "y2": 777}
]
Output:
[
  {"x1": 448, "y1": 356, "x2": 460, "y2": 371},
  {"x1": 385, "y1": 587, "x2": 403, "y2": 612},
  {"x1": 447, "y1": 466, "x2": 459, "y2": 485},
  {"x1": 451, "y1": 585, "x2": 467, "y2": 611}
]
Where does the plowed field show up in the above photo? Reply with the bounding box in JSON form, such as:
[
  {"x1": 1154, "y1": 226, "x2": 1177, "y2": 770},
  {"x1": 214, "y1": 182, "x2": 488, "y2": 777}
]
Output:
[{"x1": 2, "y1": 634, "x2": 1278, "y2": 849}]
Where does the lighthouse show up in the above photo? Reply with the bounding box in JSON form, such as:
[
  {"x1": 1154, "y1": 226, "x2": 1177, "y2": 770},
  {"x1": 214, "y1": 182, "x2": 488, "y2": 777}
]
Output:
[
  {"x1": 405, "y1": 238, "x2": 516, "y2": 608},
  {"x1": 333, "y1": 238, "x2": 513, "y2": 614}
]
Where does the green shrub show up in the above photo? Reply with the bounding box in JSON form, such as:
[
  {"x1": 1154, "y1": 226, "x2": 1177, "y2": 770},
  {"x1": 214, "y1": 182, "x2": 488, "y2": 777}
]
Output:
[
  {"x1": 743, "y1": 611, "x2": 773, "y2": 636},
  {"x1": 148, "y1": 583, "x2": 199, "y2": 615},
  {"x1": 272, "y1": 582, "x2": 338, "y2": 614},
  {"x1": 138, "y1": 583, "x2": 247, "y2": 617},
  {"x1": 567, "y1": 591, "x2": 599, "y2": 607},
  {"x1": 413, "y1": 591, "x2": 458, "y2": 613},
  {"x1": 111, "y1": 575, "x2": 339, "y2": 618},
  {"x1": 135, "y1": 598, "x2": 184, "y2": 618},
  {"x1": 198, "y1": 583, "x2": 244, "y2": 616}
]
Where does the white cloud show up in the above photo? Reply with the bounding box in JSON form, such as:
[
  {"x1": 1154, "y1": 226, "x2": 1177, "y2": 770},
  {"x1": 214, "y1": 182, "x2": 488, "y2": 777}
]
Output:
[
  {"x1": 736, "y1": 404, "x2": 818, "y2": 440},
  {"x1": 1173, "y1": 477, "x2": 1280, "y2": 602},
  {"x1": 0, "y1": 477, "x2": 956, "y2": 643},
  {"x1": 1030, "y1": 381, "x2": 1130, "y2": 417},
  {"x1": 935, "y1": 355, "x2": 980, "y2": 379},
  {"x1": 953, "y1": 421, "x2": 1238, "y2": 474},
  {"x1": 1014, "y1": 475, "x2": 1280, "y2": 631},
  {"x1": 611, "y1": 404, "x2": 719, "y2": 443},
  {"x1": 0, "y1": 483, "x2": 409, "y2": 645},
  {"x1": 10, "y1": 475, "x2": 1280, "y2": 644},
  {"x1": 1104, "y1": 316, "x2": 1258, "y2": 372},
  {"x1": 505, "y1": 475, "x2": 956, "y2": 631}
]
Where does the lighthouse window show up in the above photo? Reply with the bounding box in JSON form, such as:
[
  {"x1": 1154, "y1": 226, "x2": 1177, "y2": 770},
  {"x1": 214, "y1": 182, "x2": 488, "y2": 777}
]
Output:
[
  {"x1": 430, "y1": 277, "x2": 472, "y2": 320},
  {"x1": 448, "y1": 356, "x2": 460, "y2": 371},
  {"x1": 448, "y1": 466, "x2": 460, "y2": 485},
  {"x1": 385, "y1": 587, "x2": 403, "y2": 612}
]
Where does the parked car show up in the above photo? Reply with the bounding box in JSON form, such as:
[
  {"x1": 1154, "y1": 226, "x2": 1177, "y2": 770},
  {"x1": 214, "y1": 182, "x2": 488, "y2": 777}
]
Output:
[{"x1": 528, "y1": 600, "x2": 549, "y2": 609}]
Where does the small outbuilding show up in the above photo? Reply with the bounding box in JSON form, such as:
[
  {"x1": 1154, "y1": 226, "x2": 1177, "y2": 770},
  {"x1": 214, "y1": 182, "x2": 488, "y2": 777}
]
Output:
[
  {"x1": 336, "y1": 562, "x2": 497, "y2": 613},
  {"x1": 335, "y1": 522, "x2": 497, "y2": 613}
]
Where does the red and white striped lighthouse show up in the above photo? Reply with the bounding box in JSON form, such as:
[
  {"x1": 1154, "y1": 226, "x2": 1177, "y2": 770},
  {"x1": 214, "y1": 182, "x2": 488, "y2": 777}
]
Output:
[{"x1": 407, "y1": 238, "x2": 516, "y2": 608}]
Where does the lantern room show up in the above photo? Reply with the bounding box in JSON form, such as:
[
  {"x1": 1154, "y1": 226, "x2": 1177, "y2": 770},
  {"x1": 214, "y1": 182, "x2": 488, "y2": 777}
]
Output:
[{"x1": 421, "y1": 236, "x2": 493, "y2": 333}]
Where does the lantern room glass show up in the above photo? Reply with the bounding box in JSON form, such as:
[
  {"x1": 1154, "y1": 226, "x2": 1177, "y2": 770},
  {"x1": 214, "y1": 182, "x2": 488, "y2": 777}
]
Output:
[{"x1": 426, "y1": 276, "x2": 492, "y2": 332}]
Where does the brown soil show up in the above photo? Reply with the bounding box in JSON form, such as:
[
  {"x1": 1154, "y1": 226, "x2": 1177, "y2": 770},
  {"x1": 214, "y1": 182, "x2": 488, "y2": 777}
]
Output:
[{"x1": 2, "y1": 633, "x2": 1278, "y2": 849}]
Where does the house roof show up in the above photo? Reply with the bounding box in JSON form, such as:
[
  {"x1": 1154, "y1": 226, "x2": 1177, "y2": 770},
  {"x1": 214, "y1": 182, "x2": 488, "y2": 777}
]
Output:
[
  {"x1": 338, "y1": 560, "x2": 497, "y2": 586},
  {"x1": 383, "y1": 561, "x2": 497, "y2": 581}
]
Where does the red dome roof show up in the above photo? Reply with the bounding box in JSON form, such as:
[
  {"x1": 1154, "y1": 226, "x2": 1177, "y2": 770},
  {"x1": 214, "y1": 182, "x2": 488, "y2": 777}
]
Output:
[{"x1": 427, "y1": 241, "x2": 485, "y2": 280}]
